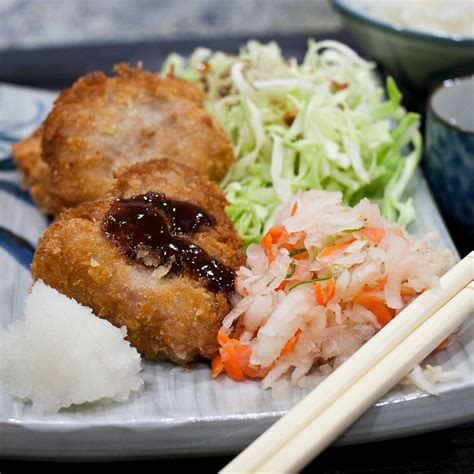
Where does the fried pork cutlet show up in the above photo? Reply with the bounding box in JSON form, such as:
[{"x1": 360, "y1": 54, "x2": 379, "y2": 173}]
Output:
[
  {"x1": 13, "y1": 64, "x2": 233, "y2": 214},
  {"x1": 32, "y1": 159, "x2": 245, "y2": 363},
  {"x1": 11, "y1": 127, "x2": 63, "y2": 215}
]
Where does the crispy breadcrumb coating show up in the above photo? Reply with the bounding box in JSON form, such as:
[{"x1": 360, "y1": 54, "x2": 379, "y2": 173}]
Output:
[
  {"x1": 13, "y1": 64, "x2": 233, "y2": 214},
  {"x1": 31, "y1": 159, "x2": 245, "y2": 363},
  {"x1": 11, "y1": 127, "x2": 63, "y2": 214}
]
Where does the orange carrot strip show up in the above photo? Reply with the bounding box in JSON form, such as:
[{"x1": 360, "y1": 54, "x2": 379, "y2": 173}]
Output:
[
  {"x1": 261, "y1": 233, "x2": 274, "y2": 262},
  {"x1": 314, "y1": 282, "x2": 324, "y2": 305},
  {"x1": 436, "y1": 338, "x2": 449, "y2": 352},
  {"x1": 217, "y1": 329, "x2": 230, "y2": 346},
  {"x1": 291, "y1": 202, "x2": 298, "y2": 216},
  {"x1": 234, "y1": 344, "x2": 270, "y2": 379},
  {"x1": 211, "y1": 355, "x2": 224, "y2": 378},
  {"x1": 234, "y1": 343, "x2": 252, "y2": 365},
  {"x1": 318, "y1": 239, "x2": 355, "y2": 259},
  {"x1": 401, "y1": 286, "x2": 417, "y2": 297},
  {"x1": 281, "y1": 236, "x2": 305, "y2": 255},
  {"x1": 264, "y1": 226, "x2": 286, "y2": 244},
  {"x1": 362, "y1": 276, "x2": 388, "y2": 293},
  {"x1": 231, "y1": 324, "x2": 245, "y2": 340},
  {"x1": 323, "y1": 277, "x2": 336, "y2": 305},
  {"x1": 216, "y1": 328, "x2": 275, "y2": 381},
  {"x1": 280, "y1": 242, "x2": 295, "y2": 253},
  {"x1": 353, "y1": 293, "x2": 395, "y2": 327},
  {"x1": 218, "y1": 331, "x2": 257, "y2": 381},
  {"x1": 243, "y1": 364, "x2": 272, "y2": 379},
  {"x1": 293, "y1": 253, "x2": 308, "y2": 261},
  {"x1": 281, "y1": 329, "x2": 302, "y2": 356},
  {"x1": 261, "y1": 226, "x2": 287, "y2": 263},
  {"x1": 359, "y1": 227, "x2": 386, "y2": 245},
  {"x1": 220, "y1": 344, "x2": 245, "y2": 381},
  {"x1": 261, "y1": 233, "x2": 272, "y2": 250}
]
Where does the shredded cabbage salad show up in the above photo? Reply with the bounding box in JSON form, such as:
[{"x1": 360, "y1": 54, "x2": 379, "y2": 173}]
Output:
[{"x1": 163, "y1": 40, "x2": 422, "y2": 245}]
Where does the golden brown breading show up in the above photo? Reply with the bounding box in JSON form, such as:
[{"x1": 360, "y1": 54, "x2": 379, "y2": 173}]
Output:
[
  {"x1": 40, "y1": 64, "x2": 233, "y2": 209},
  {"x1": 113, "y1": 63, "x2": 207, "y2": 104},
  {"x1": 32, "y1": 159, "x2": 245, "y2": 363},
  {"x1": 11, "y1": 127, "x2": 64, "y2": 214}
]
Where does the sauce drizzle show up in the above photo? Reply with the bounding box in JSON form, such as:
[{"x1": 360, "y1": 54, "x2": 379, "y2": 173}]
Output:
[{"x1": 103, "y1": 192, "x2": 235, "y2": 294}]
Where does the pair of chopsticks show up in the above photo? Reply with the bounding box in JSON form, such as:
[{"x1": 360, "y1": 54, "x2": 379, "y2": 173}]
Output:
[{"x1": 222, "y1": 251, "x2": 474, "y2": 473}]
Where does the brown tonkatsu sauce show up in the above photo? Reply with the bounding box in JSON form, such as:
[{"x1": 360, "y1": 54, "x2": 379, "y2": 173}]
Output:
[{"x1": 103, "y1": 192, "x2": 235, "y2": 294}]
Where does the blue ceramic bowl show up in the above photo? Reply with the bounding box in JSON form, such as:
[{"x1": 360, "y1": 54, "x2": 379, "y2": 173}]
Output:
[
  {"x1": 332, "y1": 0, "x2": 474, "y2": 91},
  {"x1": 424, "y1": 77, "x2": 474, "y2": 227}
]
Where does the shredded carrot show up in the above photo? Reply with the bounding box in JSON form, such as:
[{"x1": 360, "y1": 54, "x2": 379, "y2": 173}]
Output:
[
  {"x1": 281, "y1": 237, "x2": 306, "y2": 255},
  {"x1": 281, "y1": 329, "x2": 302, "y2": 356},
  {"x1": 211, "y1": 354, "x2": 224, "y2": 378},
  {"x1": 291, "y1": 201, "x2": 298, "y2": 216},
  {"x1": 217, "y1": 329, "x2": 229, "y2": 346},
  {"x1": 232, "y1": 324, "x2": 245, "y2": 340},
  {"x1": 220, "y1": 340, "x2": 252, "y2": 382},
  {"x1": 353, "y1": 293, "x2": 395, "y2": 327},
  {"x1": 359, "y1": 227, "x2": 386, "y2": 245},
  {"x1": 264, "y1": 226, "x2": 286, "y2": 244},
  {"x1": 314, "y1": 282, "x2": 324, "y2": 305},
  {"x1": 293, "y1": 250, "x2": 308, "y2": 261},
  {"x1": 436, "y1": 338, "x2": 449, "y2": 352},
  {"x1": 283, "y1": 244, "x2": 299, "y2": 256},
  {"x1": 243, "y1": 364, "x2": 272, "y2": 378},
  {"x1": 216, "y1": 330, "x2": 269, "y2": 381},
  {"x1": 318, "y1": 239, "x2": 355, "y2": 259},
  {"x1": 261, "y1": 233, "x2": 272, "y2": 249},
  {"x1": 314, "y1": 278, "x2": 336, "y2": 306},
  {"x1": 279, "y1": 243, "x2": 293, "y2": 253},
  {"x1": 323, "y1": 277, "x2": 336, "y2": 305},
  {"x1": 220, "y1": 343, "x2": 245, "y2": 381},
  {"x1": 362, "y1": 276, "x2": 388, "y2": 293},
  {"x1": 261, "y1": 233, "x2": 274, "y2": 262},
  {"x1": 401, "y1": 286, "x2": 417, "y2": 297},
  {"x1": 261, "y1": 226, "x2": 287, "y2": 263}
]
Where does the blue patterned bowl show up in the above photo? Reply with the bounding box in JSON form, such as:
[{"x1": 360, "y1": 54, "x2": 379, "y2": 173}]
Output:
[
  {"x1": 424, "y1": 77, "x2": 474, "y2": 228},
  {"x1": 332, "y1": 0, "x2": 474, "y2": 91}
]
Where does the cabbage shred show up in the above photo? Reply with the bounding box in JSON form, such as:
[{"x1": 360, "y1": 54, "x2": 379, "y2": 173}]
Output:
[{"x1": 163, "y1": 40, "x2": 422, "y2": 245}]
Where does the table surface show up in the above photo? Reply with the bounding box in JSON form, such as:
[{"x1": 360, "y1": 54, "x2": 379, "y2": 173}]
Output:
[
  {"x1": 0, "y1": 30, "x2": 473, "y2": 472},
  {"x1": 1, "y1": 422, "x2": 473, "y2": 472}
]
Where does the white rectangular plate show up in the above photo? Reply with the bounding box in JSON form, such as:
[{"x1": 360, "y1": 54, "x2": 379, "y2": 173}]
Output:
[{"x1": 0, "y1": 82, "x2": 473, "y2": 460}]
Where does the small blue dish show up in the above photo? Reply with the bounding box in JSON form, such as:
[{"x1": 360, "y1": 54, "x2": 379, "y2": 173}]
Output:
[{"x1": 425, "y1": 76, "x2": 474, "y2": 228}]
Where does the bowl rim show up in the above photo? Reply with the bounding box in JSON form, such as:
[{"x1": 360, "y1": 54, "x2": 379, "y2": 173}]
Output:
[
  {"x1": 428, "y1": 76, "x2": 474, "y2": 135},
  {"x1": 332, "y1": 0, "x2": 474, "y2": 46}
]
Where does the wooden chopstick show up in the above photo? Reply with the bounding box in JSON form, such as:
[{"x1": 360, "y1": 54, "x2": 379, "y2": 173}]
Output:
[
  {"x1": 258, "y1": 281, "x2": 474, "y2": 473},
  {"x1": 221, "y1": 251, "x2": 474, "y2": 473}
]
